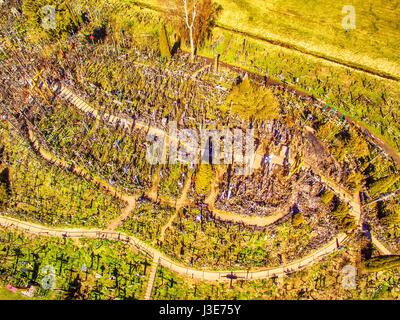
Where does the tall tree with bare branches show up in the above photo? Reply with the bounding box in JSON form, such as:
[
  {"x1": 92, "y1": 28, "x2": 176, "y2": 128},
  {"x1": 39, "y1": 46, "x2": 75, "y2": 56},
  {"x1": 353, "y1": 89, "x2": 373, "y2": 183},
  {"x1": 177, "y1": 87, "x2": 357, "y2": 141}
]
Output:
[{"x1": 159, "y1": 0, "x2": 221, "y2": 62}]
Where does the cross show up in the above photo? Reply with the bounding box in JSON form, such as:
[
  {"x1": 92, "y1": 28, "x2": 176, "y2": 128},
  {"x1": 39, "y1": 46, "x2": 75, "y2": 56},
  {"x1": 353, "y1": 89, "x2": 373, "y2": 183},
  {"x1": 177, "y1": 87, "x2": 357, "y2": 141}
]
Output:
[
  {"x1": 168, "y1": 277, "x2": 177, "y2": 288},
  {"x1": 141, "y1": 259, "x2": 151, "y2": 275},
  {"x1": 56, "y1": 254, "x2": 69, "y2": 276},
  {"x1": 65, "y1": 265, "x2": 77, "y2": 282},
  {"x1": 122, "y1": 165, "x2": 129, "y2": 176},
  {"x1": 222, "y1": 271, "x2": 245, "y2": 289},
  {"x1": 112, "y1": 139, "x2": 121, "y2": 151}
]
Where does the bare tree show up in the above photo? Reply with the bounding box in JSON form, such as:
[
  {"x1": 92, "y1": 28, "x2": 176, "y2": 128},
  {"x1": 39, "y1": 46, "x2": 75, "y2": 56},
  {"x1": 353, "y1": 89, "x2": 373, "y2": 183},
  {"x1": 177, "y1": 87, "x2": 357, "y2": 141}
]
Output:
[
  {"x1": 183, "y1": 0, "x2": 197, "y2": 62},
  {"x1": 160, "y1": 0, "x2": 221, "y2": 63},
  {"x1": 166, "y1": 0, "x2": 197, "y2": 62}
]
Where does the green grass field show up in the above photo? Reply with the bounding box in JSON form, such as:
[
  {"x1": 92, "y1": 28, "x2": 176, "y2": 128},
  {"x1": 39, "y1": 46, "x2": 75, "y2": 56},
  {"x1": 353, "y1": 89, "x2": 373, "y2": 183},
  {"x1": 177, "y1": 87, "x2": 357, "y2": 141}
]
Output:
[
  {"x1": 214, "y1": 0, "x2": 400, "y2": 77},
  {"x1": 143, "y1": 0, "x2": 400, "y2": 78}
]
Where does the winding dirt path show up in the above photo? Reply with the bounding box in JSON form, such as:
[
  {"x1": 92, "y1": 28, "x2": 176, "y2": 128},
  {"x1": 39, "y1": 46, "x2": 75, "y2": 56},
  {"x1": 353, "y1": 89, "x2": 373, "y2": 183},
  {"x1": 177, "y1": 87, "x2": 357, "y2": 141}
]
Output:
[
  {"x1": 106, "y1": 196, "x2": 138, "y2": 231},
  {"x1": 159, "y1": 173, "x2": 193, "y2": 243},
  {"x1": 12, "y1": 81, "x2": 390, "y2": 288},
  {"x1": 54, "y1": 84, "x2": 390, "y2": 254},
  {"x1": 147, "y1": 165, "x2": 161, "y2": 202},
  {"x1": 14, "y1": 123, "x2": 363, "y2": 281},
  {"x1": 0, "y1": 215, "x2": 350, "y2": 281}
]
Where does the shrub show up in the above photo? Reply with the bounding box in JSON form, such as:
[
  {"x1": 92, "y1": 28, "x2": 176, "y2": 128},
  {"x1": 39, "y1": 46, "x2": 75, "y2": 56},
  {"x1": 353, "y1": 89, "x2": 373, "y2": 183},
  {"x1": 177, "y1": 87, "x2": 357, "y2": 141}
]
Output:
[
  {"x1": 380, "y1": 204, "x2": 400, "y2": 228},
  {"x1": 345, "y1": 171, "x2": 364, "y2": 193},
  {"x1": 332, "y1": 202, "x2": 356, "y2": 232},
  {"x1": 364, "y1": 255, "x2": 400, "y2": 272},
  {"x1": 347, "y1": 129, "x2": 370, "y2": 159},
  {"x1": 320, "y1": 190, "x2": 335, "y2": 205},
  {"x1": 226, "y1": 78, "x2": 280, "y2": 122},
  {"x1": 195, "y1": 164, "x2": 214, "y2": 195},
  {"x1": 369, "y1": 175, "x2": 400, "y2": 198},
  {"x1": 292, "y1": 213, "x2": 304, "y2": 227}
]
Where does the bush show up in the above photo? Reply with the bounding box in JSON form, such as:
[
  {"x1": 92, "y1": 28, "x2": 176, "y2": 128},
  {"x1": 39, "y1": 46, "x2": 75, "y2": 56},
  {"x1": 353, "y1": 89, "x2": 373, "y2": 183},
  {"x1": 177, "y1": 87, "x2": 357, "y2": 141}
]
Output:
[
  {"x1": 364, "y1": 255, "x2": 400, "y2": 272},
  {"x1": 292, "y1": 213, "x2": 304, "y2": 227},
  {"x1": 345, "y1": 172, "x2": 364, "y2": 193},
  {"x1": 226, "y1": 78, "x2": 280, "y2": 122},
  {"x1": 380, "y1": 205, "x2": 400, "y2": 228},
  {"x1": 369, "y1": 175, "x2": 400, "y2": 198},
  {"x1": 195, "y1": 164, "x2": 214, "y2": 195},
  {"x1": 332, "y1": 202, "x2": 356, "y2": 232},
  {"x1": 320, "y1": 190, "x2": 335, "y2": 205}
]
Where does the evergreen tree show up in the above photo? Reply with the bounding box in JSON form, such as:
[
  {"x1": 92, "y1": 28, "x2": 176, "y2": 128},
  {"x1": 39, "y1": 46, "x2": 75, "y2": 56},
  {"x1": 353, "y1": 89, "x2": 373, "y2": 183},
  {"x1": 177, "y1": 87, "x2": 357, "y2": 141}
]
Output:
[
  {"x1": 332, "y1": 202, "x2": 355, "y2": 232},
  {"x1": 369, "y1": 174, "x2": 400, "y2": 198},
  {"x1": 0, "y1": 183, "x2": 8, "y2": 209},
  {"x1": 195, "y1": 164, "x2": 214, "y2": 195},
  {"x1": 159, "y1": 24, "x2": 171, "y2": 59}
]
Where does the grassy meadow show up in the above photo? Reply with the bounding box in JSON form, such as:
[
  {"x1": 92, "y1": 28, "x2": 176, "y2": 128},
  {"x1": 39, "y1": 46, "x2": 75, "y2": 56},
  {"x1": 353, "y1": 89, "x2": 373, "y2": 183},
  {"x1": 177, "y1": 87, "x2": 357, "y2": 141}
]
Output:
[{"x1": 143, "y1": 0, "x2": 400, "y2": 78}]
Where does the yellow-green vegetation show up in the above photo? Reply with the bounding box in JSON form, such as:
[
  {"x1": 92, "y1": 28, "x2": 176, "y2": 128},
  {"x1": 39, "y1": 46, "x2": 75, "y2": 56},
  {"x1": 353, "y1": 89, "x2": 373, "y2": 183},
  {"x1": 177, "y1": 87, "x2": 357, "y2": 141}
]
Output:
[
  {"x1": 291, "y1": 212, "x2": 304, "y2": 227},
  {"x1": 0, "y1": 129, "x2": 124, "y2": 228},
  {"x1": 107, "y1": 2, "x2": 160, "y2": 51},
  {"x1": 153, "y1": 240, "x2": 400, "y2": 300},
  {"x1": 117, "y1": 200, "x2": 175, "y2": 244},
  {"x1": 159, "y1": 165, "x2": 190, "y2": 198},
  {"x1": 2, "y1": 0, "x2": 400, "y2": 301},
  {"x1": 195, "y1": 0, "x2": 400, "y2": 78},
  {"x1": 196, "y1": 24, "x2": 400, "y2": 154},
  {"x1": 100, "y1": 0, "x2": 400, "y2": 156},
  {"x1": 161, "y1": 206, "x2": 335, "y2": 269},
  {"x1": 0, "y1": 228, "x2": 150, "y2": 300},
  {"x1": 226, "y1": 78, "x2": 279, "y2": 122},
  {"x1": 22, "y1": 0, "x2": 82, "y2": 43},
  {"x1": 380, "y1": 203, "x2": 400, "y2": 229},
  {"x1": 35, "y1": 104, "x2": 154, "y2": 193},
  {"x1": 345, "y1": 171, "x2": 364, "y2": 193},
  {"x1": 159, "y1": 24, "x2": 171, "y2": 58},
  {"x1": 320, "y1": 189, "x2": 335, "y2": 205},
  {"x1": 317, "y1": 121, "x2": 370, "y2": 162},
  {"x1": 331, "y1": 202, "x2": 355, "y2": 232},
  {"x1": 0, "y1": 287, "x2": 40, "y2": 300},
  {"x1": 364, "y1": 255, "x2": 400, "y2": 272},
  {"x1": 195, "y1": 164, "x2": 214, "y2": 195},
  {"x1": 369, "y1": 175, "x2": 400, "y2": 198}
]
